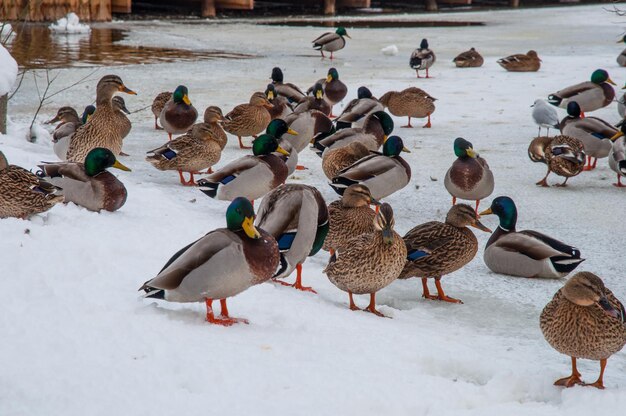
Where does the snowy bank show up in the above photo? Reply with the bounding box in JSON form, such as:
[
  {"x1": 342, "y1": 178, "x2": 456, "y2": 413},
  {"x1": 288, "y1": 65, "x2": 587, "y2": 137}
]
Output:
[{"x1": 0, "y1": 44, "x2": 17, "y2": 96}]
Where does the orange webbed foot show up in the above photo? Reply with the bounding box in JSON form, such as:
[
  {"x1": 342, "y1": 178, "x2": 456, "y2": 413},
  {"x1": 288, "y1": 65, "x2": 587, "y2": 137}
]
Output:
[{"x1": 554, "y1": 374, "x2": 583, "y2": 388}]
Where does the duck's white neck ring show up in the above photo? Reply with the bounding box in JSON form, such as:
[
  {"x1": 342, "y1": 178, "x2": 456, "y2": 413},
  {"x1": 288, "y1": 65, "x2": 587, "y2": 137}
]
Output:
[{"x1": 499, "y1": 225, "x2": 510, "y2": 232}]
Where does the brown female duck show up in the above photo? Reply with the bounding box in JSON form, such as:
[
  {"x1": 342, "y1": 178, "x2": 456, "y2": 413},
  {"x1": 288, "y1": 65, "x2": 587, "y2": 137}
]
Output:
[
  {"x1": 534, "y1": 135, "x2": 585, "y2": 187},
  {"x1": 497, "y1": 50, "x2": 541, "y2": 72},
  {"x1": 151, "y1": 91, "x2": 172, "y2": 130},
  {"x1": 379, "y1": 87, "x2": 436, "y2": 128},
  {"x1": 322, "y1": 141, "x2": 370, "y2": 180},
  {"x1": 453, "y1": 47, "x2": 483, "y2": 68},
  {"x1": 223, "y1": 92, "x2": 273, "y2": 149}
]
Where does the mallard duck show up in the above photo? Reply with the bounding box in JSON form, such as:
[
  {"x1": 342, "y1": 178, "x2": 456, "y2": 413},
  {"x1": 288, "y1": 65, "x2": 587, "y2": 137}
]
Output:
[
  {"x1": 146, "y1": 123, "x2": 222, "y2": 186},
  {"x1": 444, "y1": 137, "x2": 494, "y2": 212},
  {"x1": 398, "y1": 204, "x2": 491, "y2": 304},
  {"x1": 264, "y1": 84, "x2": 293, "y2": 120},
  {"x1": 531, "y1": 99, "x2": 559, "y2": 137},
  {"x1": 265, "y1": 118, "x2": 300, "y2": 174},
  {"x1": 223, "y1": 92, "x2": 273, "y2": 149},
  {"x1": 324, "y1": 203, "x2": 406, "y2": 317},
  {"x1": 560, "y1": 102, "x2": 616, "y2": 171},
  {"x1": 330, "y1": 135, "x2": 411, "y2": 201},
  {"x1": 336, "y1": 86, "x2": 384, "y2": 129},
  {"x1": 200, "y1": 106, "x2": 227, "y2": 150},
  {"x1": 140, "y1": 197, "x2": 279, "y2": 326},
  {"x1": 534, "y1": 135, "x2": 585, "y2": 187},
  {"x1": 480, "y1": 196, "x2": 584, "y2": 278},
  {"x1": 293, "y1": 83, "x2": 331, "y2": 116},
  {"x1": 256, "y1": 184, "x2": 328, "y2": 293},
  {"x1": 527, "y1": 136, "x2": 554, "y2": 164},
  {"x1": 617, "y1": 35, "x2": 626, "y2": 67},
  {"x1": 410, "y1": 38, "x2": 436, "y2": 78},
  {"x1": 379, "y1": 87, "x2": 436, "y2": 128},
  {"x1": 618, "y1": 92, "x2": 626, "y2": 119},
  {"x1": 307, "y1": 68, "x2": 347, "y2": 117},
  {"x1": 112, "y1": 96, "x2": 131, "y2": 140},
  {"x1": 548, "y1": 69, "x2": 616, "y2": 114},
  {"x1": 159, "y1": 85, "x2": 198, "y2": 141},
  {"x1": 270, "y1": 67, "x2": 305, "y2": 104},
  {"x1": 312, "y1": 26, "x2": 350, "y2": 60},
  {"x1": 37, "y1": 147, "x2": 130, "y2": 212},
  {"x1": 65, "y1": 75, "x2": 136, "y2": 163},
  {"x1": 323, "y1": 184, "x2": 378, "y2": 254},
  {"x1": 283, "y1": 109, "x2": 333, "y2": 153},
  {"x1": 322, "y1": 141, "x2": 370, "y2": 180},
  {"x1": 497, "y1": 50, "x2": 541, "y2": 72},
  {"x1": 0, "y1": 151, "x2": 63, "y2": 219},
  {"x1": 540, "y1": 272, "x2": 626, "y2": 389},
  {"x1": 47, "y1": 105, "x2": 95, "y2": 161},
  {"x1": 609, "y1": 123, "x2": 626, "y2": 187},
  {"x1": 197, "y1": 134, "x2": 289, "y2": 203},
  {"x1": 452, "y1": 47, "x2": 483, "y2": 68},
  {"x1": 151, "y1": 91, "x2": 172, "y2": 130},
  {"x1": 313, "y1": 111, "x2": 394, "y2": 156}
]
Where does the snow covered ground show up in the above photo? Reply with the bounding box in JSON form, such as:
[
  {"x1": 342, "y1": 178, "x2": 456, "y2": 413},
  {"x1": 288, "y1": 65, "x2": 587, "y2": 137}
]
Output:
[{"x1": 2, "y1": 5, "x2": 626, "y2": 415}]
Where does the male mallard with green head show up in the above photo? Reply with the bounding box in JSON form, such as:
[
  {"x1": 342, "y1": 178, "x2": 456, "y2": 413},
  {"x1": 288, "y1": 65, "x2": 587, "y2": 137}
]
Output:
[
  {"x1": 540, "y1": 272, "x2": 626, "y2": 389},
  {"x1": 410, "y1": 38, "x2": 436, "y2": 78},
  {"x1": 335, "y1": 86, "x2": 384, "y2": 129},
  {"x1": 37, "y1": 147, "x2": 130, "y2": 212},
  {"x1": 548, "y1": 69, "x2": 616, "y2": 115},
  {"x1": 140, "y1": 197, "x2": 279, "y2": 326},
  {"x1": 294, "y1": 83, "x2": 331, "y2": 116},
  {"x1": 159, "y1": 85, "x2": 198, "y2": 141},
  {"x1": 270, "y1": 67, "x2": 305, "y2": 104},
  {"x1": 479, "y1": 196, "x2": 584, "y2": 278},
  {"x1": 264, "y1": 84, "x2": 293, "y2": 120},
  {"x1": 307, "y1": 68, "x2": 347, "y2": 117},
  {"x1": 398, "y1": 204, "x2": 491, "y2": 304},
  {"x1": 312, "y1": 26, "x2": 351, "y2": 60}
]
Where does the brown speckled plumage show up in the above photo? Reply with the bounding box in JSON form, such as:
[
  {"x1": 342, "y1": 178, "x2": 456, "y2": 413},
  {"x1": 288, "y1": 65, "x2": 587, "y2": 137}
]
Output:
[
  {"x1": 322, "y1": 141, "x2": 370, "y2": 180},
  {"x1": 453, "y1": 48, "x2": 484, "y2": 68},
  {"x1": 535, "y1": 135, "x2": 586, "y2": 187},
  {"x1": 112, "y1": 96, "x2": 131, "y2": 139},
  {"x1": 497, "y1": 50, "x2": 541, "y2": 72},
  {"x1": 0, "y1": 153, "x2": 63, "y2": 219},
  {"x1": 151, "y1": 91, "x2": 172, "y2": 126},
  {"x1": 379, "y1": 87, "x2": 436, "y2": 120},
  {"x1": 223, "y1": 92, "x2": 273, "y2": 139},
  {"x1": 527, "y1": 136, "x2": 554, "y2": 164}
]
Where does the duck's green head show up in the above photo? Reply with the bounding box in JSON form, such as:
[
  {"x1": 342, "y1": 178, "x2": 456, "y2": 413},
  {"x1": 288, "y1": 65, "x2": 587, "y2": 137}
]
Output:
[
  {"x1": 374, "y1": 203, "x2": 396, "y2": 245},
  {"x1": 84, "y1": 147, "x2": 131, "y2": 177},
  {"x1": 335, "y1": 27, "x2": 350, "y2": 38},
  {"x1": 313, "y1": 82, "x2": 325, "y2": 100},
  {"x1": 82, "y1": 105, "x2": 96, "y2": 123},
  {"x1": 173, "y1": 85, "x2": 192, "y2": 106},
  {"x1": 252, "y1": 134, "x2": 290, "y2": 157},
  {"x1": 371, "y1": 111, "x2": 394, "y2": 138},
  {"x1": 270, "y1": 67, "x2": 283, "y2": 83},
  {"x1": 265, "y1": 84, "x2": 277, "y2": 101},
  {"x1": 266, "y1": 119, "x2": 298, "y2": 139},
  {"x1": 480, "y1": 196, "x2": 517, "y2": 232},
  {"x1": 326, "y1": 68, "x2": 339, "y2": 82},
  {"x1": 590, "y1": 69, "x2": 616, "y2": 86},
  {"x1": 453, "y1": 137, "x2": 477, "y2": 159},
  {"x1": 226, "y1": 197, "x2": 260, "y2": 239},
  {"x1": 357, "y1": 86, "x2": 373, "y2": 99},
  {"x1": 383, "y1": 135, "x2": 410, "y2": 157},
  {"x1": 566, "y1": 101, "x2": 581, "y2": 118}
]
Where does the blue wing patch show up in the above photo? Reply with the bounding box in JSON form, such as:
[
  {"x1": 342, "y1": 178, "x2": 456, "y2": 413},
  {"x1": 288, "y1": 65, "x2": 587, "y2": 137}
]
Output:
[
  {"x1": 277, "y1": 232, "x2": 296, "y2": 251},
  {"x1": 221, "y1": 175, "x2": 236, "y2": 185},
  {"x1": 407, "y1": 250, "x2": 429, "y2": 261},
  {"x1": 162, "y1": 149, "x2": 177, "y2": 160}
]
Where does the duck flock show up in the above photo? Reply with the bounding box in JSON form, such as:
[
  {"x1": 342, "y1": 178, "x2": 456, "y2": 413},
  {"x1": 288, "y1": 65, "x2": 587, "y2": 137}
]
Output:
[{"x1": 2, "y1": 23, "x2": 626, "y2": 392}]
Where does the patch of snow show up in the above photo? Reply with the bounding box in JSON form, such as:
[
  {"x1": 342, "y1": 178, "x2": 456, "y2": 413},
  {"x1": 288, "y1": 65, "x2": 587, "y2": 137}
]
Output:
[
  {"x1": 0, "y1": 43, "x2": 17, "y2": 96},
  {"x1": 381, "y1": 44, "x2": 399, "y2": 56},
  {"x1": 49, "y1": 12, "x2": 91, "y2": 34}
]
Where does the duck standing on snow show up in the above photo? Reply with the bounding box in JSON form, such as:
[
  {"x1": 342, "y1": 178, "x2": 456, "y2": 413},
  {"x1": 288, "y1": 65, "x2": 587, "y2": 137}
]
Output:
[
  {"x1": 497, "y1": 50, "x2": 541, "y2": 72},
  {"x1": 617, "y1": 35, "x2": 626, "y2": 67},
  {"x1": 47, "y1": 105, "x2": 95, "y2": 161},
  {"x1": 335, "y1": 86, "x2": 384, "y2": 129},
  {"x1": 453, "y1": 47, "x2": 483, "y2": 68},
  {"x1": 532, "y1": 135, "x2": 585, "y2": 187},
  {"x1": 322, "y1": 141, "x2": 370, "y2": 180},
  {"x1": 379, "y1": 87, "x2": 435, "y2": 128},
  {"x1": 324, "y1": 203, "x2": 406, "y2": 317},
  {"x1": 0, "y1": 151, "x2": 63, "y2": 219},
  {"x1": 256, "y1": 184, "x2": 329, "y2": 293},
  {"x1": 270, "y1": 67, "x2": 305, "y2": 104},
  {"x1": 37, "y1": 147, "x2": 130, "y2": 213},
  {"x1": 140, "y1": 197, "x2": 279, "y2": 326},
  {"x1": 323, "y1": 184, "x2": 378, "y2": 255},
  {"x1": 410, "y1": 38, "x2": 435, "y2": 78},
  {"x1": 548, "y1": 69, "x2": 616, "y2": 114},
  {"x1": 444, "y1": 137, "x2": 494, "y2": 213},
  {"x1": 609, "y1": 123, "x2": 626, "y2": 187},
  {"x1": 330, "y1": 136, "x2": 411, "y2": 201},
  {"x1": 560, "y1": 102, "x2": 616, "y2": 171},
  {"x1": 223, "y1": 92, "x2": 274, "y2": 149},
  {"x1": 398, "y1": 204, "x2": 491, "y2": 304},
  {"x1": 479, "y1": 196, "x2": 584, "y2": 278},
  {"x1": 151, "y1": 91, "x2": 172, "y2": 130},
  {"x1": 312, "y1": 26, "x2": 351, "y2": 60},
  {"x1": 197, "y1": 134, "x2": 289, "y2": 204},
  {"x1": 540, "y1": 272, "x2": 626, "y2": 389},
  {"x1": 283, "y1": 110, "x2": 333, "y2": 154},
  {"x1": 531, "y1": 99, "x2": 559, "y2": 137},
  {"x1": 307, "y1": 68, "x2": 347, "y2": 117},
  {"x1": 159, "y1": 85, "x2": 198, "y2": 141},
  {"x1": 294, "y1": 83, "x2": 331, "y2": 116},
  {"x1": 65, "y1": 75, "x2": 136, "y2": 163},
  {"x1": 313, "y1": 111, "x2": 394, "y2": 155},
  {"x1": 264, "y1": 84, "x2": 293, "y2": 120}
]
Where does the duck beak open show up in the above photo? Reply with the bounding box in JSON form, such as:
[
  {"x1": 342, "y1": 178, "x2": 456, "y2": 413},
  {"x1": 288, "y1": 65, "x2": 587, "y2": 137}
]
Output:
[
  {"x1": 599, "y1": 297, "x2": 621, "y2": 319},
  {"x1": 287, "y1": 128, "x2": 299, "y2": 136},
  {"x1": 112, "y1": 160, "x2": 131, "y2": 172},
  {"x1": 120, "y1": 85, "x2": 137, "y2": 95},
  {"x1": 242, "y1": 216, "x2": 261, "y2": 239},
  {"x1": 276, "y1": 146, "x2": 290, "y2": 156},
  {"x1": 471, "y1": 219, "x2": 491, "y2": 233},
  {"x1": 607, "y1": 77, "x2": 617, "y2": 86},
  {"x1": 183, "y1": 95, "x2": 192, "y2": 106},
  {"x1": 479, "y1": 207, "x2": 493, "y2": 216},
  {"x1": 611, "y1": 131, "x2": 624, "y2": 141},
  {"x1": 466, "y1": 148, "x2": 478, "y2": 158},
  {"x1": 315, "y1": 90, "x2": 323, "y2": 99}
]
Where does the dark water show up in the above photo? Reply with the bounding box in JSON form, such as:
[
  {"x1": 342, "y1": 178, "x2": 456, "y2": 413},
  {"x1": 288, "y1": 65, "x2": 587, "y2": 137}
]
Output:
[
  {"x1": 8, "y1": 25, "x2": 255, "y2": 69},
  {"x1": 257, "y1": 19, "x2": 484, "y2": 28}
]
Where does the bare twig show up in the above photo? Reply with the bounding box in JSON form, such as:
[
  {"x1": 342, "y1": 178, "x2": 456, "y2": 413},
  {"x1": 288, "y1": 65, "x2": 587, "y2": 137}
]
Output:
[
  {"x1": 129, "y1": 104, "x2": 152, "y2": 115},
  {"x1": 8, "y1": 70, "x2": 28, "y2": 101},
  {"x1": 605, "y1": 5, "x2": 626, "y2": 16}
]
